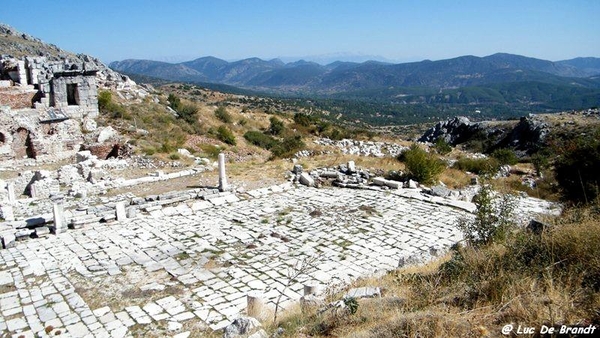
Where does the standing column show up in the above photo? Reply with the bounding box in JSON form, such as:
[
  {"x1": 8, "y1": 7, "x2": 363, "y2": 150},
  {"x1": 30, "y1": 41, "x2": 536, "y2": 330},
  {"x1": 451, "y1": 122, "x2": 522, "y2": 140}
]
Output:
[
  {"x1": 218, "y1": 153, "x2": 229, "y2": 192},
  {"x1": 53, "y1": 198, "x2": 66, "y2": 234}
]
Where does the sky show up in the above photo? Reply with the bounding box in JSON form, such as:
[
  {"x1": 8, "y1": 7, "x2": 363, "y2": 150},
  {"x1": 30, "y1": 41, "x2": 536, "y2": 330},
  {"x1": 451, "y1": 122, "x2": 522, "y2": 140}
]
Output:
[{"x1": 2, "y1": 0, "x2": 599, "y2": 64}]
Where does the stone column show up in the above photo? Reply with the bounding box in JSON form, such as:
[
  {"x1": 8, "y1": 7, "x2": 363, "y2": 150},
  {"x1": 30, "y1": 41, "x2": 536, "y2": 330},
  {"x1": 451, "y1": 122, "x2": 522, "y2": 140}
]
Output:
[
  {"x1": 7, "y1": 182, "x2": 16, "y2": 205},
  {"x1": 218, "y1": 153, "x2": 229, "y2": 192},
  {"x1": 115, "y1": 201, "x2": 127, "y2": 221},
  {"x1": 246, "y1": 291, "x2": 265, "y2": 319},
  {"x1": 53, "y1": 200, "x2": 66, "y2": 234},
  {"x1": 304, "y1": 283, "x2": 319, "y2": 296}
]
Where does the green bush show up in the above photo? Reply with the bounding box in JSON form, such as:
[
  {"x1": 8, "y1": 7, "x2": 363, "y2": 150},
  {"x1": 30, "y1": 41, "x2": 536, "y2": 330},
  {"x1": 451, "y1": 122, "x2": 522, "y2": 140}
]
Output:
[
  {"x1": 268, "y1": 116, "x2": 285, "y2": 135},
  {"x1": 216, "y1": 125, "x2": 236, "y2": 145},
  {"x1": 97, "y1": 90, "x2": 126, "y2": 118},
  {"x1": 453, "y1": 157, "x2": 500, "y2": 176},
  {"x1": 244, "y1": 131, "x2": 278, "y2": 150},
  {"x1": 491, "y1": 148, "x2": 518, "y2": 165},
  {"x1": 168, "y1": 93, "x2": 181, "y2": 111},
  {"x1": 434, "y1": 138, "x2": 453, "y2": 155},
  {"x1": 398, "y1": 144, "x2": 446, "y2": 185},
  {"x1": 199, "y1": 144, "x2": 221, "y2": 159},
  {"x1": 177, "y1": 103, "x2": 199, "y2": 125},
  {"x1": 293, "y1": 113, "x2": 314, "y2": 127},
  {"x1": 215, "y1": 106, "x2": 233, "y2": 123},
  {"x1": 98, "y1": 90, "x2": 112, "y2": 110},
  {"x1": 554, "y1": 128, "x2": 600, "y2": 204},
  {"x1": 271, "y1": 135, "x2": 305, "y2": 158},
  {"x1": 457, "y1": 182, "x2": 516, "y2": 246}
]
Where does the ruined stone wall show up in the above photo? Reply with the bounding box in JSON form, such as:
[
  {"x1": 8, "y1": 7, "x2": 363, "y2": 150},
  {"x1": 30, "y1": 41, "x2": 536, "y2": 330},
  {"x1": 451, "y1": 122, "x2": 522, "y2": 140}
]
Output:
[
  {"x1": 0, "y1": 86, "x2": 38, "y2": 109},
  {"x1": 51, "y1": 72, "x2": 99, "y2": 118},
  {"x1": 0, "y1": 107, "x2": 83, "y2": 162}
]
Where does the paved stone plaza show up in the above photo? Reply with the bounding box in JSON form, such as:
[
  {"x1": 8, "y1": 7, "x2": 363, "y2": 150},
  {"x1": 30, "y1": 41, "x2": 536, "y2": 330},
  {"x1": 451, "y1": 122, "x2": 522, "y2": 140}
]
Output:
[{"x1": 0, "y1": 185, "x2": 555, "y2": 337}]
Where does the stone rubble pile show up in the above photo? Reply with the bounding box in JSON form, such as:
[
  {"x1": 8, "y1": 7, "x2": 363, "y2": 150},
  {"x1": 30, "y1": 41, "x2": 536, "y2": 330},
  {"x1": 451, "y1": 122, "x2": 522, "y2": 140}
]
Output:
[
  {"x1": 314, "y1": 138, "x2": 409, "y2": 157},
  {"x1": 290, "y1": 161, "x2": 478, "y2": 204}
]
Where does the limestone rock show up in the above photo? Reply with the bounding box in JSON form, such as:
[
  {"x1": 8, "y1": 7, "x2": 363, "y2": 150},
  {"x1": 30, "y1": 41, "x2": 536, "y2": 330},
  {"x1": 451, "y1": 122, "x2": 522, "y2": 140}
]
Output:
[
  {"x1": 177, "y1": 148, "x2": 193, "y2": 158},
  {"x1": 223, "y1": 317, "x2": 262, "y2": 338},
  {"x1": 345, "y1": 287, "x2": 381, "y2": 299},
  {"x1": 418, "y1": 116, "x2": 483, "y2": 145},
  {"x1": 292, "y1": 164, "x2": 303, "y2": 174},
  {"x1": 430, "y1": 185, "x2": 451, "y2": 198},
  {"x1": 407, "y1": 179, "x2": 418, "y2": 189},
  {"x1": 97, "y1": 126, "x2": 118, "y2": 143},
  {"x1": 299, "y1": 172, "x2": 315, "y2": 187}
]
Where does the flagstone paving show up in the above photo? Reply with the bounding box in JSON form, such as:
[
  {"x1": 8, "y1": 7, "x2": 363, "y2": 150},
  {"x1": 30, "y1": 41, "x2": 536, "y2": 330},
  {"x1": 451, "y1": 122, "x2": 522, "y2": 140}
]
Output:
[{"x1": 0, "y1": 185, "x2": 554, "y2": 337}]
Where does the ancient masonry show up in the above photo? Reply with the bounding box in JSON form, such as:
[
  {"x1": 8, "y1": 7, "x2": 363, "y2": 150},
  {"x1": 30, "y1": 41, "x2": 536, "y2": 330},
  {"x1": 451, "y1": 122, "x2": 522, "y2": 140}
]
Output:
[
  {"x1": 0, "y1": 160, "x2": 558, "y2": 337},
  {"x1": 0, "y1": 55, "x2": 99, "y2": 162}
]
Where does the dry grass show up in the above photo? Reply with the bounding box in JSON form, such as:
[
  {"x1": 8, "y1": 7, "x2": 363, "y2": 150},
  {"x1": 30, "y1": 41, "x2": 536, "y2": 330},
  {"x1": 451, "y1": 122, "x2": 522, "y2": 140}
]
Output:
[
  {"x1": 273, "y1": 207, "x2": 600, "y2": 337},
  {"x1": 439, "y1": 168, "x2": 471, "y2": 189}
]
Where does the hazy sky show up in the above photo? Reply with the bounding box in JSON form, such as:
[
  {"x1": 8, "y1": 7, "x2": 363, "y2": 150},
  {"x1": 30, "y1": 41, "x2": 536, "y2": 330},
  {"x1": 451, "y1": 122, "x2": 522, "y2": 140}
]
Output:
[{"x1": 2, "y1": 0, "x2": 599, "y2": 64}]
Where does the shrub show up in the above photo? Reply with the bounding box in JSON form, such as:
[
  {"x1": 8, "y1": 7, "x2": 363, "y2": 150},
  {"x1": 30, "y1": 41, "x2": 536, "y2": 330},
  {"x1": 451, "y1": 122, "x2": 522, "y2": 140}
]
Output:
[
  {"x1": 398, "y1": 144, "x2": 446, "y2": 185},
  {"x1": 293, "y1": 113, "x2": 314, "y2": 127},
  {"x1": 457, "y1": 182, "x2": 516, "y2": 246},
  {"x1": 216, "y1": 125, "x2": 236, "y2": 145},
  {"x1": 177, "y1": 103, "x2": 199, "y2": 125},
  {"x1": 434, "y1": 138, "x2": 452, "y2": 155},
  {"x1": 531, "y1": 151, "x2": 550, "y2": 176},
  {"x1": 554, "y1": 128, "x2": 600, "y2": 204},
  {"x1": 271, "y1": 135, "x2": 305, "y2": 158},
  {"x1": 215, "y1": 106, "x2": 233, "y2": 123},
  {"x1": 98, "y1": 90, "x2": 126, "y2": 118},
  {"x1": 168, "y1": 93, "x2": 181, "y2": 111},
  {"x1": 98, "y1": 90, "x2": 112, "y2": 110},
  {"x1": 453, "y1": 157, "x2": 500, "y2": 176},
  {"x1": 169, "y1": 153, "x2": 181, "y2": 160},
  {"x1": 199, "y1": 144, "x2": 221, "y2": 159},
  {"x1": 268, "y1": 116, "x2": 285, "y2": 135},
  {"x1": 490, "y1": 148, "x2": 518, "y2": 165},
  {"x1": 244, "y1": 131, "x2": 278, "y2": 150}
]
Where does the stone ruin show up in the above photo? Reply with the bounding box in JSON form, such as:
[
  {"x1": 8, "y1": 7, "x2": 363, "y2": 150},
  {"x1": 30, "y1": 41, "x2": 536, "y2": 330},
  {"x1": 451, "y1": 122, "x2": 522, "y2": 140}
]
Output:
[{"x1": 0, "y1": 55, "x2": 99, "y2": 162}]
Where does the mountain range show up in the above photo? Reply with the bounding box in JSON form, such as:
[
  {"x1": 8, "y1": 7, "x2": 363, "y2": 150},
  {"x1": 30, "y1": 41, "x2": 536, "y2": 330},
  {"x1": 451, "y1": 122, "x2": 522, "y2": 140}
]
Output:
[{"x1": 110, "y1": 54, "x2": 600, "y2": 91}]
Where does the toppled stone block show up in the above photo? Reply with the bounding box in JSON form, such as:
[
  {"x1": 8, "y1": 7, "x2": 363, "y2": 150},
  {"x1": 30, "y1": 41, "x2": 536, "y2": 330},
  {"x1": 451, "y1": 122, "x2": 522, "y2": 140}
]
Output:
[
  {"x1": 430, "y1": 185, "x2": 451, "y2": 198},
  {"x1": 1, "y1": 231, "x2": 16, "y2": 249},
  {"x1": 299, "y1": 172, "x2": 315, "y2": 187},
  {"x1": 345, "y1": 287, "x2": 381, "y2": 299},
  {"x1": 372, "y1": 177, "x2": 402, "y2": 189},
  {"x1": 34, "y1": 226, "x2": 51, "y2": 237}
]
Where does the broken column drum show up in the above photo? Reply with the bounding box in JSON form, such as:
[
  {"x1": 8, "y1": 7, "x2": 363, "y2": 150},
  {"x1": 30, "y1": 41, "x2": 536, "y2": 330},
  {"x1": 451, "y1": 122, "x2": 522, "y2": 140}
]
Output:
[{"x1": 218, "y1": 153, "x2": 229, "y2": 192}]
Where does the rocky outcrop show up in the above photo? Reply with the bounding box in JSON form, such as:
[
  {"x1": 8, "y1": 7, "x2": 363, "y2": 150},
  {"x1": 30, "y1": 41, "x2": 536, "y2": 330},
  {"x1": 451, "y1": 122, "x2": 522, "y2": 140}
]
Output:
[
  {"x1": 494, "y1": 116, "x2": 549, "y2": 154},
  {"x1": 419, "y1": 115, "x2": 549, "y2": 155},
  {"x1": 418, "y1": 116, "x2": 486, "y2": 145}
]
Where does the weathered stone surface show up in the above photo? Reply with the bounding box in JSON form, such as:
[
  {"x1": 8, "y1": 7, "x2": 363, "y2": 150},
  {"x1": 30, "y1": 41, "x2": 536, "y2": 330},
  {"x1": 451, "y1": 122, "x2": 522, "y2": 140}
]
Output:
[
  {"x1": 407, "y1": 179, "x2": 418, "y2": 189},
  {"x1": 223, "y1": 317, "x2": 262, "y2": 338},
  {"x1": 298, "y1": 172, "x2": 315, "y2": 187},
  {"x1": 345, "y1": 287, "x2": 381, "y2": 299},
  {"x1": 431, "y1": 185, "x2": 451, "y2": 198},
  {"x1": 347, "y1": 161, "x2": 356, "y2": 174},
  {"x1": 112, "y1": 201, "x2": 126, "y2": 220}
]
